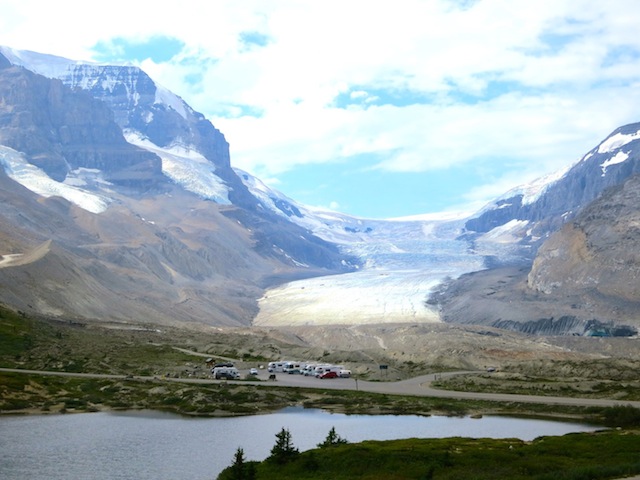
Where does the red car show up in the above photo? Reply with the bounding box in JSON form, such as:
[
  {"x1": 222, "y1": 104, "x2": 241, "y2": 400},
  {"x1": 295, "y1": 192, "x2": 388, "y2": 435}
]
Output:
[{"x1": 320, "y1": 371, "x2": 338, "y2": 379}]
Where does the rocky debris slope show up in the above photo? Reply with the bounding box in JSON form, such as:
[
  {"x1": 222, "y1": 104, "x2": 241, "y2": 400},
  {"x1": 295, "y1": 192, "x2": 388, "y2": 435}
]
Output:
[{"x1": 528, "y1": 173, "x2": 640, "y2": 312}]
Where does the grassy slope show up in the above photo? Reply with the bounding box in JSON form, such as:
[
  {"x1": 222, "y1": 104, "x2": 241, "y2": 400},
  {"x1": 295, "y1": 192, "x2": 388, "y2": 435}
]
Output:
[{"x1": 218, "y1": 430, "x2": 640, "y2": 480}]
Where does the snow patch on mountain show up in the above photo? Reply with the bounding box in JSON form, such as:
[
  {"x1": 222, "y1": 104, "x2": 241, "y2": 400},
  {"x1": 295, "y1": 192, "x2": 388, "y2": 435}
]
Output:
[
  {"x1": 154, "y1": 84, "x2": 189, "y2": 120},
  {"x1": 511, "y1": 165, "x2": 573, "y2": 206},
  {"x1": 598, "y1": 128, "x2": 640, "y2": 154},
  {"x1": 479, "y1": 219, "x2": 530, "y2": 243},
  {"x1": 0, "y1": 46, "x2": 81, "y2": 78},
  {"x1": 0, "y1": 146, "x2": 110, "y2": 213},
  {"x1": 126, "y1": 131, "x2": 231, "y2": 204},
  {"x1": 601, "y1": 151, "x2": 630, "y2": 175}
]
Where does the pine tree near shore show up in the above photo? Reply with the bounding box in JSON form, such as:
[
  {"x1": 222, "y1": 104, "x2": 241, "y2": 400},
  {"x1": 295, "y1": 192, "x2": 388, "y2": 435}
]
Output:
[
  {"x1": 218, "y1": 447, "x2": 255, "y2": 480},
  {"x1": 317, "y1": 426, "x2": 348, "y2": 448},
  {"x1": 268, "y1": 427, "x2": 299, "y2": 465}
]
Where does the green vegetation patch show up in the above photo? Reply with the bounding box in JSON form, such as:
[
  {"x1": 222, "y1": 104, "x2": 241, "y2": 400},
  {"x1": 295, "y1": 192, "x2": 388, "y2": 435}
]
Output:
[
  {"x1": 218, "y1": 430, "x2": 640, "y2": 480},
  {"x1": 435, "y1": 359, "x2": 640, "y2": 401}
]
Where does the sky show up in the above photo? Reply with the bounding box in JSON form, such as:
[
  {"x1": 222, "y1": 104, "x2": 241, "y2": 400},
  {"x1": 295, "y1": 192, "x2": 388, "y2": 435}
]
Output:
[{"x1": 2, "y1": 1, "x2": 640, "y2": 219}]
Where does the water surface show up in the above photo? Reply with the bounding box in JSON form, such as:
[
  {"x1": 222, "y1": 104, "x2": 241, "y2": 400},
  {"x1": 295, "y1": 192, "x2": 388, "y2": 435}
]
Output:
[{"x1": 0, "y1": 407, "x2": 600, "y2": 480}]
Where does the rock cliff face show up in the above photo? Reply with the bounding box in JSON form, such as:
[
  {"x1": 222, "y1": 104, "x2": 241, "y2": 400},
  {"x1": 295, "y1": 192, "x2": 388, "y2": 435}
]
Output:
[
  {"x1": 60, "y1": 65, "x2": 228, "y2": 164},
  {"x1": 50, "y1": 62, "x2": 258, "y2": 209},
  {"x1": 0, "y1": 57, "x2": 163, "y2": 189},
  {"x1": 529, "y1": 174, "x2": 640, "y2": 302}
]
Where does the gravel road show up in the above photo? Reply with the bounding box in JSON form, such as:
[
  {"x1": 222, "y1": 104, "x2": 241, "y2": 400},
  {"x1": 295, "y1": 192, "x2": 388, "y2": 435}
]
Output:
[{"x1": 3, "y1": 367, "x2": 639, "y2": 410}]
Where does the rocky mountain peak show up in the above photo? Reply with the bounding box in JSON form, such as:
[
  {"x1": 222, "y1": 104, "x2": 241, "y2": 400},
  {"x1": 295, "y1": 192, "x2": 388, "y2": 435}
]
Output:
[
  {"x1": 464, "y1": 122, "x2": 640, "y2": 249},
  {"x1": 0, "y1": 62, "x2": 163, "y2": 188}
]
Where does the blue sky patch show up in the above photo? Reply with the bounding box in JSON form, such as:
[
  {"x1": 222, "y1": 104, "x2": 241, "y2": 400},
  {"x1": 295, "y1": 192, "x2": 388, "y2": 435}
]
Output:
[
  {"x1": 270, "y1": 153, "x2": 507, "y2": 218},
  {"x1": 536, "y1": 32, "x2": 577, "y2": 53},
  {"x1": 92, "y1": 36, "x2": 185, "y2": 63},
  {"x1": 602, "y1": 45, "x2": 640, "y2": 67},
  {"x1": 334, "y1": 86, "x2": 432, "y2": 109},
  {"x1": 447, "y1": 78, "x2": 535, "y2": 104},
  {"x1": 216, "y1": 104, "x2": 264, "y2": 119},
  {"x1": 239, "y1": 31, "x2": 270, "y2": 50}
]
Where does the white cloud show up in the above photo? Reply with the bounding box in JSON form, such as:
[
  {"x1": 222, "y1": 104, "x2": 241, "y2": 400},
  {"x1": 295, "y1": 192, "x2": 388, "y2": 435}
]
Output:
[{"x1": 2, "y1": 0, "x2": 640, "y2": 213}]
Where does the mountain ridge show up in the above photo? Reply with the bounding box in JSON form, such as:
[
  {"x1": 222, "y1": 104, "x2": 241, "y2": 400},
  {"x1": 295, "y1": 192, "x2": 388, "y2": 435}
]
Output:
[{"x1": 1, "y1": 45, "x2": 640, "y2": 336}]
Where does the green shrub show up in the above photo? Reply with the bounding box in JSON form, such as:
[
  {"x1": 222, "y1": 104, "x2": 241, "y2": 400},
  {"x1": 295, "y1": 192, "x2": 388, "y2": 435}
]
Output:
[{"x1": 602, "y1": 404, "x2": 640, "y2": 428}]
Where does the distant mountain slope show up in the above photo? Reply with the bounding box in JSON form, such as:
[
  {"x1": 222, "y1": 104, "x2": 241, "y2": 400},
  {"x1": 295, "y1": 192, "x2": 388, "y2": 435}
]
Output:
[
  {"x1": 0, "y1": 45, "x2": 254, "y2": 208},
  {"x1": 529, "y1": 173, "x2": 640, "y2": 305},
  {"x1": 0, "y1": 58, "x2": 163, "y2": 189}
]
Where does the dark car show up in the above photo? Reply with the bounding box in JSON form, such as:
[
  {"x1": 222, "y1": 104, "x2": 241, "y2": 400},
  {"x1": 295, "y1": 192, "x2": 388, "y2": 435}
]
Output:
[{"x1": 320, "y1": 371, "x2": 338, "y2": 379}]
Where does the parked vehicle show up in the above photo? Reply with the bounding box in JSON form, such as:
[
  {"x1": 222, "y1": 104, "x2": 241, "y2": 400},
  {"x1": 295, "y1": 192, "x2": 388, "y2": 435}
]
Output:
[
  {"x1": 302, "y1": 364, "x2": 317, "y2": 376},
  {"x1": 283, "y1": 361, "x2": 302, "y2": 374},
  {"x1": 313, "y1": 364, "x2": 333, "y2": 377},
  {"x1": 339, "y1": 369, "x2": 352, "y2": 378},
  {"x1": 320, "y1": 371, "x2": 338, "y2": 379},
  {"x1": 249, "y1": 368, "x2": 258, "y2": 375},
  {"x1": 267, "y1": 362, "x2": 285, "y2": 373},
  {"x1": 212, "y1": 366, "x2": 240, "y2": 379}
]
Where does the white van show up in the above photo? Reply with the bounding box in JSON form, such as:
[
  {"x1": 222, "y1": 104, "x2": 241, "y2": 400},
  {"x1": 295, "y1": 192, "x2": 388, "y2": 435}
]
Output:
[
  {"x1": 267, "y1": 362, "x2": 285, "y2": 373},
  {"x1": 283, "y1": 361, "x2": 302, "y2": 374}
]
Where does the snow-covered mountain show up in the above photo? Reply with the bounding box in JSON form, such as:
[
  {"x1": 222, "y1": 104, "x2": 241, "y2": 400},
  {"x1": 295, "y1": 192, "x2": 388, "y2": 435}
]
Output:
[
  {"x1": 0, "y1": 46, "x2": 358, "y2": 326},
  {"x1": 1, "y1": 45, "x2": 640, "y2": 334},
  {"x1": 430, "y1": 122, "x2": 640, "y2": 336},
  {"x1": 464, "y1": 122, "x2": 640, "y2": 246}
]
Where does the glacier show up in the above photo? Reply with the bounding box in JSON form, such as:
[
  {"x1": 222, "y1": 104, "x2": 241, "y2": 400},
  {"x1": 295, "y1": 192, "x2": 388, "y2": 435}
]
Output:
[{"x1": 237, "y1": 169, "x2": 489, "y2": 326}]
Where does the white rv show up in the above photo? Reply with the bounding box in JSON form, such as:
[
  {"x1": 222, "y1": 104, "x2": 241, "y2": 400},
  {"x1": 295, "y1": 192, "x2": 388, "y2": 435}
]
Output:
[
  {"x1": 283, "y1": 361, "x2": 302, "y2": 374},
  {"x1": 267, "y1": 362, "x2": 285, "y2": 373},
  {"x1": 212, "y1": 366, "x2": 240, "y2": 380}
]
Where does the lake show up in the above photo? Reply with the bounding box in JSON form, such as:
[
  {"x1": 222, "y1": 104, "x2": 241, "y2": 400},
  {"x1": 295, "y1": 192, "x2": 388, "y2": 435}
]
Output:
[{"x1": 0, "y1": 407, "x2": 601, "y2": 480}]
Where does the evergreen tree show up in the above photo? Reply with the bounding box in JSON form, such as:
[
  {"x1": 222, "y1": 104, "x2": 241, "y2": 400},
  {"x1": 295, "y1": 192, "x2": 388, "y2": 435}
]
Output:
[
  {"x1": 218, "y1": 447, "x2": 255, "y2": 480},
  {"x1": 317, "y1": 426, "x2": 348, "y2": 448},
  {"x1": 231, "y1": 448, "x2": 245, "y2": 480},
  {"x1": 268, "y1": 427, "x2": 299, "y2": 464}
]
